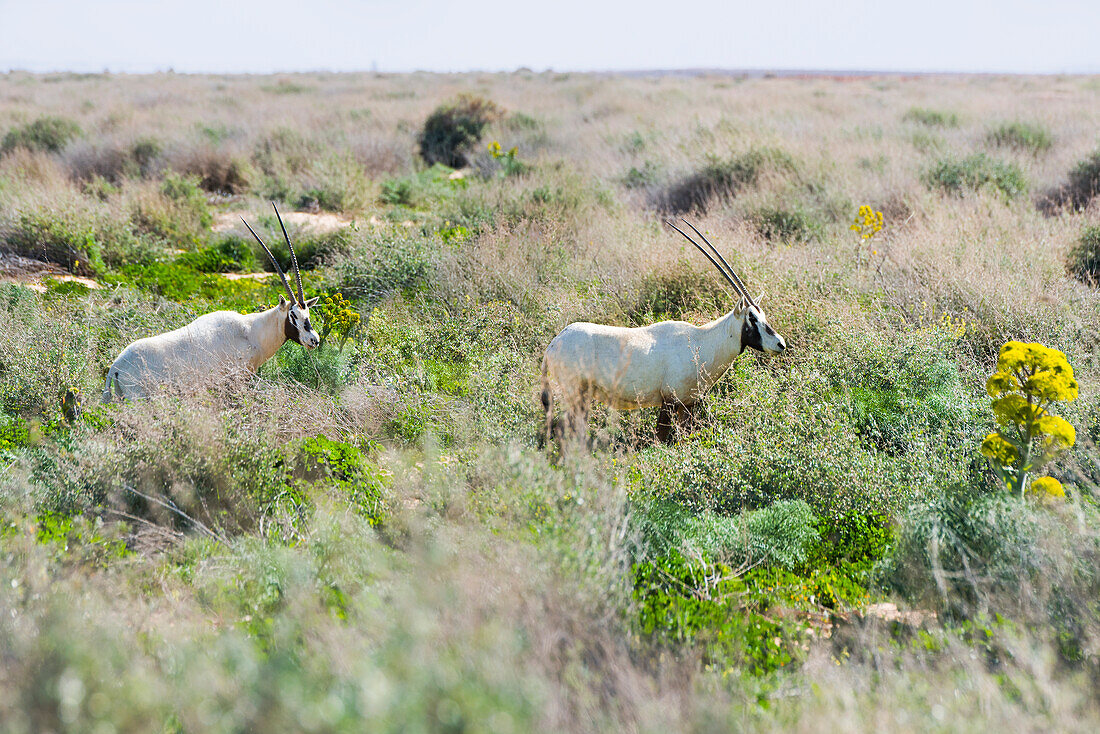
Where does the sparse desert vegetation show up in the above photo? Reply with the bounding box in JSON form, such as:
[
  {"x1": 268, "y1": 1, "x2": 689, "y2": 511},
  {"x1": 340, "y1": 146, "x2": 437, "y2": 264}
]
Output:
[{"x1": 2, "y1": 70, "x2": 1100, "y2": 732}]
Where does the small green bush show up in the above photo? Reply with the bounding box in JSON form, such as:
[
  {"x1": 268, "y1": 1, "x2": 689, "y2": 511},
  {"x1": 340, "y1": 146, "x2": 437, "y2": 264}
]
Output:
[
  {"x1": 658, "y1": 148, "x2": 796, "y2": 214},
  {"x1": 260, "y1": 224, "x2": 352, "y2": 271},
  {"x1": 629, "y1": 261, "x2": 727, "y2": 322},
  {"x1": 176, "y1": 235, "x2": 259, "y2": 273},
  {"x1": 1060, "y1": 148, "x2": 1100, "y2": 209},
  {"x1": 1, "y1": 116, "x2": 82, "y2": 154},
  {"x1": 331, "y1": 238, "x2": 431, "y2": 308},
  {"x1": 418, "y1": 95, "x2": 503, "y2": 168},
  {"x1": 1068, "y1": 225, "x2": 1100, "y2": 280},
  {"x1": 621, "y1": 161, "x2": 663, "y2": 190},
  {"x1": 0, "y1": 208, "x2": 150, "y2": 274},
  {"x1": 130, "y1": 173, "x2": 212, "y2": 245},
  {"x1": 746, "y1": 499, "x2": 820, "y2": 570},
  {"x1": 924, "y1": 153, "x2": 1027, "y2": 198},
  {"x1": 297, "y1": 435, "x2": 386, "y2": 525},
  {"x1": 380, "y1": 164, "x2": 463, "y2": 208},
  {"x1": 887, "y1": 486, "x2": 1041, "y2": 616},
  {"x1": 632, "y1": 550, "x2": 802, "y2": 676},
  {"x1": 751, "y1": 206, "x2": 820, "y2": 243},
  {"x1": 987, "y1": 121, "x2": 1052, "y2": 154},
  {"x1": 173, "y1": 145, "x2": 255, "y2": 194},
  {"x1": 903, "y1": 107, "x2": 959, "y2": 128}
]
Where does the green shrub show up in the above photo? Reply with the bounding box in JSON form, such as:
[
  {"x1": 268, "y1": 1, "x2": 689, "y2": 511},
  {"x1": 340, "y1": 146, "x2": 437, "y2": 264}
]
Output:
[
  {"x1": 751, "y1": 206, "x2": 820, "y2": 243},
  {"x1": 924, "y1": 153, "x2": 1027, "y2": 198},
  {"x1": 129, "y1": 173, "x2": 212, "y2": 245},
  {"x1": 418, "y1": 95, "x2": 503, "y2": 168},
  {"x1": 658, "y1": 148, "x2": 796, "y2": 214},
  {"x1": 264, "y1": 342, "x2": 352, "y2": 394},
  {"x1": 621, "y1": 161, "x2": 662, "y2": 190},
  {"x1": 1, "y1": 116, "x2": 82, "y2": 153},
  {"x1": 176, "y1": 235, "x2": 259, "y2": 273},
  {"x1": 632, "y1": 550, "x2": 803, "y2": 676},
  {"x1": 173, "y1": 145, "x2": 255, "y2": 194},
  {"x1": 380, "y1": 163, "x2": 463, "y2": 208},
  {"x1": 886, "y1": 485, "x2": 1041, "y2": 616},
  {"x1": 331, "y1": 237, "x2": 431, "y2": 308},
  {"x1": 1060, "y1": 148, "x2": 1100, "y2": 209},
  {"x1": 902, "y1": 107, "x2": 959, "y2": 128},
  {"x1": 0, "y1": 207, "x2": 154, "y2": 273},
  {"x1": 987, "y1": 121, "x2": 1052, "y2": 154},
  {"x1": 297, "y1": 435, "x2": 386, "y2": 525},
  {"x1": 1068, "y1": 225, "x2": 1100, "y2": 280},
  {"x1": 629, "y1": 261, "x2": 728, "y2": 322},
  {"x1": 633, "y1": 324, "x2": 986, "y2": 518},
  {"x1": 746, "y1": 499, "x2": 820, "y2": 570},
  {"x1": 260, "y1": 224, "x2": 352, "y2": 271}
]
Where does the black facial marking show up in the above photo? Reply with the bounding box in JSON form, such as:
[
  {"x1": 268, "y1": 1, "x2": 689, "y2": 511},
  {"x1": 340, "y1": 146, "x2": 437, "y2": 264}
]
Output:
[{"x1": 740, "y1": 311, "x2": 765, "y2": 354}]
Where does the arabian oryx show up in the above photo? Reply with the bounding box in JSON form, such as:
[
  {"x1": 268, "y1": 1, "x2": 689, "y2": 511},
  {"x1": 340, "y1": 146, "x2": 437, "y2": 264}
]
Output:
[
  {"x1": 541, "y1": 219, "x2": 787, "y2": 445},
  {"x1": 102, "y1": 203, "x2": 320, "y2": 401}
]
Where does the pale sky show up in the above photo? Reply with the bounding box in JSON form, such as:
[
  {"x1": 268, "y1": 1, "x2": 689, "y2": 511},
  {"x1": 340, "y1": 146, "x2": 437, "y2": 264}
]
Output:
[{"x1": 1, "y1": 0, "x2": 1098, "y2": 75}]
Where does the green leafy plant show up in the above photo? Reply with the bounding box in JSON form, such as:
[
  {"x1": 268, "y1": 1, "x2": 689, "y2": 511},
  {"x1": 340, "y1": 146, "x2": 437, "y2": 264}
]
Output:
[
  {"x1": 298, "y1": 435, "x2": 386, "y2": 525},
  {"x1": 924, "y1": 153, "x2": 1027, "y2": 198},
  {"x1": 485, "y1": 140, "x2": 527, "y2": 177},
  {"x1": 751, "y1": 206, "x2": 820, "y2": 243},
  {"x1": 659, "y1": 147, "x2": 796, "y2": 214},
  {"x1": 902, "y1": 107, "x2": 959, "y2": 128},
  {"x1": 987, "y1": 121, "x2": 1052, "y2": 154},
  {"x1": 176, "y1": 235, "x2": 259, "y2": 273},
  {"x1": 1069, "y1": 225, "x2": 1100, "y2": 281},
  {"x1": 1, "y1": 116, "x2": 82, "y2": 153},
  {"x1": 981, "y1": 341, "x2": 1078, "y2": 497}
]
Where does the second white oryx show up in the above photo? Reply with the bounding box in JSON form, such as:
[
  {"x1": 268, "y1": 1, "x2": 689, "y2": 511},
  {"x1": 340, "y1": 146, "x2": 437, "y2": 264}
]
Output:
[
  {"x1": 541, "y1": 219, "x2": 787, "y2": 444},
  {"x1": 103, "y1": 203, "x2": 320, "y2": 401}
]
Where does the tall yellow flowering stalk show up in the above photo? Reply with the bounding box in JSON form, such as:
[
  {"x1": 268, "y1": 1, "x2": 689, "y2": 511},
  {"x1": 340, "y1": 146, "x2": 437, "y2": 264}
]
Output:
[
  {"x1": 850, "y1": 205, "x2": 884, "y2": 274},
  {"x1": 317, "y1": 292, "x2": 361, "y2": 351},
  {"x1": 981, "y1": 341, "x2": 1078, "y2": 498}
]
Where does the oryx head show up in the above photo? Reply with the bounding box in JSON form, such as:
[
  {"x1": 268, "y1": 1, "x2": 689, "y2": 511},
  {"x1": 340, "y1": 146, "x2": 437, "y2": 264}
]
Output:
[
  {"x1": 242, "y1": 203, "x2": 321, "y2": 349},
  {"x1": 665, "y1": 218, "x2": 787, "y2": 355}
]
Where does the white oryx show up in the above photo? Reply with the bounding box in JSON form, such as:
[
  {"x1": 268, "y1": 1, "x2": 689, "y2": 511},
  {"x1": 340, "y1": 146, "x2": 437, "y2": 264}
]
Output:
[
  {"x1": 103, "y1": 203, "x2": 320, "y2": 401},
  {"x1": 541, "y1": 219, "x2": 787, "y2": 444}
]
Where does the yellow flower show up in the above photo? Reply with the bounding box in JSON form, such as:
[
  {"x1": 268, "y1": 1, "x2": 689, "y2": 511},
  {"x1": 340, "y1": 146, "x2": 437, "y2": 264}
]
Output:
[
  {"x1": 986, "y1": 371, "x2": 1017, "y2": 398},
  {"x1": 991, "y1": 394, "x2": 1045, "y2": 426},
  {"x1": 1028, "y1": 476, "x2": 1065, "y2": 498},
  {"x1": 981, "y1": 433, "x2": 1018, "y2": 465},
  {"x1": 1037, "y1": 414, "x2": 1075, "y2": 448}
]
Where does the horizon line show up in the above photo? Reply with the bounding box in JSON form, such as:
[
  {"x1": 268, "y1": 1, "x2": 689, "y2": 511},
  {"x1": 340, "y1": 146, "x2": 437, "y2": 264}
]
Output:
[{"x1": 3, "y1": 65, "x2": 1100, "y2": 78}]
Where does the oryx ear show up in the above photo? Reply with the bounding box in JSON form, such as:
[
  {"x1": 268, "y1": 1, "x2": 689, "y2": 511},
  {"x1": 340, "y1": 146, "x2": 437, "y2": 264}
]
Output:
[
  {"x1": 737, "y1": 295, "x2": 749, "y2": 312},
  {"x1": 304, "y1": 296, "x2": 319, "y2": 307},
  {"x1": 756, "y1": 290, "x2": 766, "y2": 305},
  {"x1": 278, "y1": 295, "x2": 289, "y2": 309}
]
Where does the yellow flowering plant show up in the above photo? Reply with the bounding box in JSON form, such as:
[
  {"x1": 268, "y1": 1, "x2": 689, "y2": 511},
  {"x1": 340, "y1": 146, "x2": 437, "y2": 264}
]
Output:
[
  {"x1": 980, "y1": 341, "x2": 1078, "y2": 498},
  {"x1": 317, "y1": 292, "x2": 361, "y2": 351},
  {"x1": 487, "y1": 140, "x2": 526, "y2": 177},
  {"x1": 849, "y1": 205, "x2": 884, "y2": 240},
  {"x1": 850, "y1": 205, "x2": 884, "y2": 273}
]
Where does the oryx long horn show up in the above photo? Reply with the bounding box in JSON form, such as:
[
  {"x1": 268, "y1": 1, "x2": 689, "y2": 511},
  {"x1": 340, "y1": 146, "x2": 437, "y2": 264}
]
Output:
[
  {"x1": 272, "y1": 202, "x2": 305, "y2": 305},
  {"x1": 664, "y1": 219, "x2": 744, "y2": 298},
  {"x1": 242, "y1": 216, "x2": 296, "y2": 303},
  {"x1": 680, "y1": 218, "x2": 757, "y2": 310}
]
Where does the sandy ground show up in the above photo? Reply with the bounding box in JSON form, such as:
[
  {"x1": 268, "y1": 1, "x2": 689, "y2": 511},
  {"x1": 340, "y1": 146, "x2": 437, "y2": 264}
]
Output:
[
  {"x1": 211, "y1": 210, "x2": 353, "y2": 234},
  {"x1": 0, "y1": 253, "x2": 103, "y2": 292}
]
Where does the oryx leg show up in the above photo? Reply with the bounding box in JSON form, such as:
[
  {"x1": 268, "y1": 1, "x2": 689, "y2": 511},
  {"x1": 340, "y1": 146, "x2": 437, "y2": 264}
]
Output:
[
  {"x1": 677, "y1": 401, "x2": 701, "y2": 433},
  {"x1": 656, "y1": 400, "x2": 678, "y2": 444}
]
